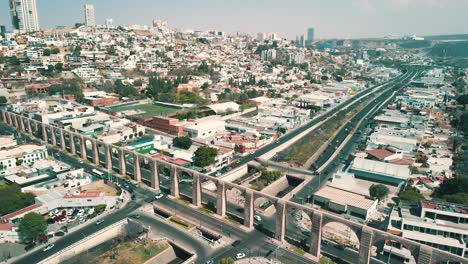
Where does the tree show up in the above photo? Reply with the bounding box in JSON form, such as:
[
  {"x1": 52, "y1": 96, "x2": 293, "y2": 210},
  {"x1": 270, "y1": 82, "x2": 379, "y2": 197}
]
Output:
[
  {"x1": 173, "y1": 136, "x2": 192, "y2": 149},
  {"x1": 399, "y1": 187, "x2": 424, "y2": 203},
  {"x1": 369, "y1": 184, "x2": 389, "y2": 201},
  {"x1": 18, "y1": 212, "x2": 47, "y2": 243},
  {"x1": 95, "y1": 204, "x2": 107, "y2": 214},
  {"x1": 51, "y1": 47, "x2": 60, "y2": 54},
  {"x1": 193, "y1": 147, "x2": 218, "y2": 167},
  {"x1": 201, "y1": 82, "x2": 209, "y2": 89},
  {"x1": 457, "y1": 94, "x2": 468, "y2": 105},
  {"x1": 42, "y1": 49, "x2": 51, "y2": 56},
  {"x1": 0, "y1": 96, "x2": 7, "y2": 104},
  {"x1": 0, "y1": 184, "x2": 36, "y2": 216}
]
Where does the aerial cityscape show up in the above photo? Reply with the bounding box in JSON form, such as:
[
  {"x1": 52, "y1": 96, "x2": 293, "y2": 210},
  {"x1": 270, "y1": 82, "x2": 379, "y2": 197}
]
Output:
[{"x1": 0, "y1": 1, "x2": 468, "y2": 264}]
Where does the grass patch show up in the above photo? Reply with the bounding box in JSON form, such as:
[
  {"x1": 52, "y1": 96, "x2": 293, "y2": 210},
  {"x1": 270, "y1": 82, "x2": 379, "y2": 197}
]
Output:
[
  {"x1": 169, "y1": 216, "x2": 194, "y2": 230},
  {"x1": 279, "y1": 97, "x2": 370, "y2": 167},
  {"x1": 97, "y1": 240, "x2": 169, "y2": 264},
  {"x1": 176, "y1": 197, "x2": 191, "y2": 205},
  {"x1": 110, "y1": 103, "x2": 183, "y2": 118},
  {"x1": 199, "y1": 206, "x2": 215, "y2": 215},
  {"x1": 224, "y1": 215, "x2": 241, "y2": 225},
  {"x1": 291, "y1": 245, "x2": 306, "y2": 255},
  {"x1": 250, "y1": 170, "x2": 282, "y2": 191}
]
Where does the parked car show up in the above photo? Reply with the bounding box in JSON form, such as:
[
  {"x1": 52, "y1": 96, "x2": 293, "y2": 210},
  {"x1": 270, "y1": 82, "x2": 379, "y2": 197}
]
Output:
[
  {"x1": 253, "y1": 215, "x2": 262, "y2": 222},
  {"x1": 24, "y1": 243, "x2": 35, "y2": 251},
  {"x1": 154, "y1": 193, "x2": 164, "y2": 200},
  {"x1": 95, "y1": 219, "x2": 105, "y2": 225},
  {"x1": 42, "y1": 244, "x2": 55, "y2": 252},
  {"x1": 236, "y1": 253, "x2": 246, "y2": 259},
  {"x1": 54, "y1": 231, "x2": 65, "y2": 237},
  {"x1": 232, "y1": 240, "x2": 241, "y2": 247}
]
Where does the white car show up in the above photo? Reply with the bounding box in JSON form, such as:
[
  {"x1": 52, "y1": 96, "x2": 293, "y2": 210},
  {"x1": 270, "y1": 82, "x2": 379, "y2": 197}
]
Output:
[
  {"x1": 254, "y1": 215, "x2": 262, "y2": 222},
  {"x1": 154, "y1": 193, "x2": 164, "y2": 200},
  {"x1": 67, "y1": 217, "x2": 76, "y2": 223},
  {"x1": 42, "y1": 244, "x2": 55, "y2": 252},
  {"x1": 236, "y1": 253, "x2": 246, "y2": 259}
]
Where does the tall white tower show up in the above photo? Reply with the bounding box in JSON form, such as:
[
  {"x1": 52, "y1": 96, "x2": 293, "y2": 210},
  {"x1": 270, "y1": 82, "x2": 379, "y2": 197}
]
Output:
[
  {"x1": 84, "y1": 4, "x2": 96, "y2": 27},
  {"x1": 9, "y1": 0, "x2": 39, "y2": 33}
]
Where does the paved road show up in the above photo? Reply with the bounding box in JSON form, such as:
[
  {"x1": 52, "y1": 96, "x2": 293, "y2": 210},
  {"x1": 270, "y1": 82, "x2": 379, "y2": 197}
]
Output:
[
  {"x1": 224, "y1": 70, "x2": 414, "y2": 174},
  {"x1": 11, "y1": 70, "x2": 418, "y2": 264}
]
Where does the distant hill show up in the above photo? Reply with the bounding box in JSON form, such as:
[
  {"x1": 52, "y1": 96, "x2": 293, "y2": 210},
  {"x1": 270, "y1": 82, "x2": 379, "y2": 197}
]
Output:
[
  {"x1": 399, "y1": 40, "x2": 431, "y2": 49},
  {"x1": 424, "y1": 34, "x2": 468, "y2": 41},
  {"x1": 429, "y1": 41, "x2": 468, "y2": 58}
]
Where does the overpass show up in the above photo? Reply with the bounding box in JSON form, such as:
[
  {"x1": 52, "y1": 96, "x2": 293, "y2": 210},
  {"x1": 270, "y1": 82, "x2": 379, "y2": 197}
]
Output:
[{"x1": 1, "y1": 109, "x2": 466, "y2": 264}]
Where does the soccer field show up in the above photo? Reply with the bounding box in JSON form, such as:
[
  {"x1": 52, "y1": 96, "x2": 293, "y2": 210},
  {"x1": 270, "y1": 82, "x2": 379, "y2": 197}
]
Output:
[{"x1": 110, "y1": 103, "x2": 183, "y2": 118}]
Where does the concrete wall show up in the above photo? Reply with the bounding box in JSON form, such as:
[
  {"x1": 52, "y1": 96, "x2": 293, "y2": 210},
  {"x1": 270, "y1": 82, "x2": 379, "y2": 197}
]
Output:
[
  {"x1": 204, "y1": 164, "x2": 248, "y2": 191},
  {"x1": 39, "y1": 219, "x2": 127, "y2": 264},
  {"x1": 145, "y1": 245, "x2": 176, "y2": 264},
  {"x1": 261, "y1": 176, "x2": 289, "y2": 199}
]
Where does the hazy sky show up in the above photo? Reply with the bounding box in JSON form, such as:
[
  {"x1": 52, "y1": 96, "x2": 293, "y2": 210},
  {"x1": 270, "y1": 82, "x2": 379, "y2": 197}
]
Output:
[{"x1": 1, "y1": 0, "x2": 467, "y2": 39}]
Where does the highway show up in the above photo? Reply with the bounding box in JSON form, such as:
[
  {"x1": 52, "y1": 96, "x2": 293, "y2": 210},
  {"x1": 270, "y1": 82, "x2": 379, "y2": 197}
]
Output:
[
  {"x1": 226, "y1": 69, "x2": 415, "y2": 172},
  {"x1": 9, "y1": 70, "x2": 418, "y2": 264}
]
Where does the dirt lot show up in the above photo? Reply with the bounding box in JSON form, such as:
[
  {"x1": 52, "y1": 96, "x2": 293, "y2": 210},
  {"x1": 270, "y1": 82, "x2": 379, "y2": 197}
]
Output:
[{"x1": 80, "y1": 180, "x2": 118, "y2": 196}]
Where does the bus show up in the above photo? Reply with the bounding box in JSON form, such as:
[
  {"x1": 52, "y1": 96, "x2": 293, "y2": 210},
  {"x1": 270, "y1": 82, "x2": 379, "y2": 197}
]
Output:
[{"x1": 92, "y1": 169, "x2": 106, "y2": 179}]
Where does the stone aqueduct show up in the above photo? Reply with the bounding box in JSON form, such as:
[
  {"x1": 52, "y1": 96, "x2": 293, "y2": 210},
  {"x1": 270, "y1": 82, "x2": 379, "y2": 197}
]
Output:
[{"x1": 1, "y1": 109, "x2": 466, "y2": 264}]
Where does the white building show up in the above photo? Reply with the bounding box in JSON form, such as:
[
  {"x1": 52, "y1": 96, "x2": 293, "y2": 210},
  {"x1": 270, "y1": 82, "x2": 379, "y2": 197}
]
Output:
[
  {"x1": 0, "y1": 143, "x2": 47, "y2": 173},
  {"x1": 388, "y1": 201, "x2": 468, "y2": 258},
  {"x1": 9, "y1": 0, "x2": 39, "y2": 33},
  {"x1": 84, "y1": 4, "x2": 96, "y2": 27},
  {"x1": 313, "y1": 185, "x2": 378, "y2": 220},
  {"x1": 261, "y1": 49, "x2": 277, "y2": 61}
]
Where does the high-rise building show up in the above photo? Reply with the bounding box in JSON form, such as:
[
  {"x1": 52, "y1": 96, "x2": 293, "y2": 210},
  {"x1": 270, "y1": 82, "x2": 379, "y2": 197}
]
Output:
[
  {"x1": 9, "y1": 0, "x2": 39, "y2": 33},
  {"x1": 261, "y1": 49, "x2": 276, "y2": 61},
  {"x1": 84, "y1": 4, "x2": 96, "y2": 27},
  {"x1": 0, "y1": 26, "x2": 6, "y2": 37},
  {"x1": 306, "y1": 27, "x2": 315, "y2": 47},
  {"x1": 105, "y1": 18, "x2": 114, "y2": 27},
  {"x1": 299, "y1": 35, "x2": 305, "y2": 48},
  {"x1": 256, "y1": 32, "x2": 266, "y2": 41}
]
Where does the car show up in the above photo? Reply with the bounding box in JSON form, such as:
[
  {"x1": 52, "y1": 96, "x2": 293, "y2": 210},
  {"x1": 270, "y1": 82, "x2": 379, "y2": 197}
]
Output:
[
  {"x1": 205, "y1": 260, "x2": 214, "y2": 264},
  {"x1": 24, "y1": 243, "x2": 36, "y2": 251},
  {"x1": 154, "y1": 193, "x2": 164, "y2": 200},
  {"x1": 54, "y1": 231, "x2": 65, "y2": 237},
  {"x1": 322, "y1": 239, "x2": 330, "y2": 245},
  {"x1": 95, "y1": 219, "x2": 105, "y2": 225},
  {"x1": 67, "y1": 217, "x2": 76, "y2": 223},
  {"x1": 232, "y1": 240, "x2": 241, "y2": 247},
  {"x1": 215, "y1": 172, "x2": 221, "y2": 176},
  {"x1": 253, "y1": 215, "x2": 262, "y2": 222},
  {"x1": 79, "y1": 219, "x2": 86, "y2": 224},
  {"x1": 42, "y1": 244, "x2": 55, "y2": 252},
  {"x1": 236, "y1": 253, "x2": 246, "y2": 259},
  {"x1": 129, "y1": 214, "x2": 141, "y2": 219},
  {"x1": 79, "y1": 160, "x2": 84, "y2": 164},
  {"x1": 226, "y1": 167, "x2": 232, "y2": 171}
]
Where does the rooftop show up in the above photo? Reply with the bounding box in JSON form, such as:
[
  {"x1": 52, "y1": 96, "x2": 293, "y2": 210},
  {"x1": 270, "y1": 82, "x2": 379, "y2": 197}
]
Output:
[
  {"x1": 314, "y1": 185, "x2": 377, "y2": 210},
  {"x1": 1, "y1": 204, "x2": 40, "y2": 220},
  {"x1": 351, "y1": 158, "x2": 411, "y2": 180},
  {"x1": 421, "y1": 200, "x2": 468, "y2": 216},
  {"x1": 63, "y1": 191, "x2": 102, "y2": 199}
]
